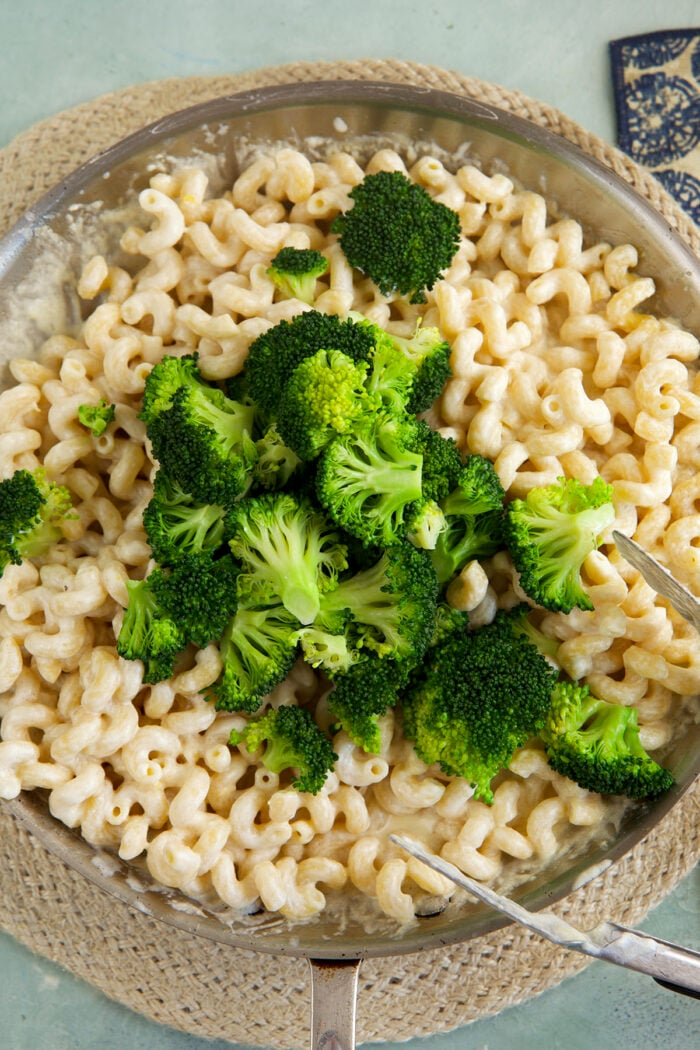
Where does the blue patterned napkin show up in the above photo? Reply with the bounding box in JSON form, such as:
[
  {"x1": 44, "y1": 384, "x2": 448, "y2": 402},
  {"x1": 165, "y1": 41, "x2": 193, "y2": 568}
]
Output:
[{"x1": 610, "y1": 29, "x2": 700, "y2": 225}]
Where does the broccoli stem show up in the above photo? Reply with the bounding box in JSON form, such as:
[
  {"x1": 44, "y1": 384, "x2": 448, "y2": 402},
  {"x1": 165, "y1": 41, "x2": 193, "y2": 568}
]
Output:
[{"x1": 522, "y1": 503, "x2": 613, "y2": 600}]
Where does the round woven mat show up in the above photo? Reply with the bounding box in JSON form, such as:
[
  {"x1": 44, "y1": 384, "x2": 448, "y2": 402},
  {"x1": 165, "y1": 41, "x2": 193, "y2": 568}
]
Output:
[{"x1": 0, "y1": 59, "x2": 698, "y2": 1047}]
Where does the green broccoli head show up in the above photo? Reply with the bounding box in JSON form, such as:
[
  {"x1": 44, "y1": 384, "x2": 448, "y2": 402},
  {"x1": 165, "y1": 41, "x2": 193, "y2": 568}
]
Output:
[
  {"x1": 266, "y1": 247, "x2": 329, "y2": 305},
  {"x1": 361, "y1": 328, "x2": 417, "y2": 417},
  {"x1": 425, "y1": 454, "x2": 506, "y2": 584},
  {"x1": 350, "y1": 316, "x2": 452, "y2": 416},
  {"x1": 540, "y1": 681, "x2": 674, "y2": 799},
  {"x1": 327, "y1": 653, "x2": 401, "y2": 753},
  {"x1": 227, "y1": 492, "x2": 348, "y2": 625},
  {"x1": 276, "y1": 348, "x2": 375, "y2": 461},
  {"x1": 332, "y1": 170, "x2": 461, "y2": 304},
  {"x1": 116, "y1": 573, "x2": 187, "y2": 684},
  {"x1": 317, "y1": 542, "x2": 438, "y2": 666},
  {"x1": 410, "y1": 423, "x2": 462, "y2": 502},
  {"x1": 0, "y1": 468, "x2": 74, "y2": 576},
  {"x1": 244, "y1": 310, "x2": 376, "y2": 418},
  {"x1": 149, "y1": 384, "x2": 257, "y2": 508},
  {"x1": 77, "y1": 399, "x2": 116, "y2": 437},
  {"x1": 401, "y1": 608, "x2": 559, "y2": 803},
  {"x1": 441, "y1": 455, "x2": 506, "y2": 518},
  {"x1": 504, "y1": 476, "x2": 615, "y2": 613},
  {"x1": 139, "y1": 353, "x2": 205, "y2": 427},
  {"x1": 384, "y1": 324, "x2": 452, "y2": 413},
  {"x1": 230, "y1": 704, "x2": 337, "y2": 794},
  {"x1": 150, "y1": 552, "x2": 239, "y2": 650},
  {"x1": 143, "y1": 471, "x2": 229, "y2": 566},
  {"x1": 315, "y1": 414, "x2": 425, "y2": 548},
  {"x1": 211, "y1": 603, "x2": 300, "y2": 714}
]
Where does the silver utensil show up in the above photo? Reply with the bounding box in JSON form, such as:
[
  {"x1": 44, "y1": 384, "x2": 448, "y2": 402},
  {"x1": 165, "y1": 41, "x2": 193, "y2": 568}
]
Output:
[
  {"x1": 391, "y1": 834, "x2": 700, "y2": 998},
  {"x1": 612, "y1": 530, "x2": 700, "y2": 632}
]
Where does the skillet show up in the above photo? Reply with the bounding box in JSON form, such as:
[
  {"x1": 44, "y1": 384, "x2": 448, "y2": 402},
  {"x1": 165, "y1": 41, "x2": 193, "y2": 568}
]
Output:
[{"x1": 1, "y1": 80, "x2": 699, "y2": 1047}]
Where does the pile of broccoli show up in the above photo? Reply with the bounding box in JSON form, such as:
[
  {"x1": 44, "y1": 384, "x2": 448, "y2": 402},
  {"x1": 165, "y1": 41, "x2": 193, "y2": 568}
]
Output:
[
  {"x1": 110, "y1": 309, "x2": 672, "y2": 801},
  {"x1": 0, "y1": 170, "x2": 676, "y2": 805},
  {"x1": 126, "y1": 316, "x2": 452, "y2": 767}
]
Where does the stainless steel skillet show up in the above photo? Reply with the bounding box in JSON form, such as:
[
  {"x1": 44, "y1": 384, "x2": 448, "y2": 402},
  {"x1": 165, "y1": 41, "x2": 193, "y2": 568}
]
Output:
[{"x1": 1, "y1": 81, "x2": 699, "y2": 1048}]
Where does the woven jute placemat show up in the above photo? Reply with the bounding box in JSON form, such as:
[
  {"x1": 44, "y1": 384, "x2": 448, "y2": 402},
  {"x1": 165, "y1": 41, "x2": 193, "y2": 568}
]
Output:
[{"x1": 0, "y1": 59, "x2": 698, "y2": 1047}]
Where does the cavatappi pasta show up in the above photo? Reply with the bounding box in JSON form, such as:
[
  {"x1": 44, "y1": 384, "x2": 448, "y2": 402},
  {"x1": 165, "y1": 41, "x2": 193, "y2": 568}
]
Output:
[{"x1": 0, "y1": 144, "x2": 698, "y2": 923}]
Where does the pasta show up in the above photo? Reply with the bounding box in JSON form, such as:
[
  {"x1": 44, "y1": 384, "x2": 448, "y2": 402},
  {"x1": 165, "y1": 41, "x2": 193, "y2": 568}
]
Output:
[{"x1": 0, "y1": 141, "x2": 699, "y2": 924}]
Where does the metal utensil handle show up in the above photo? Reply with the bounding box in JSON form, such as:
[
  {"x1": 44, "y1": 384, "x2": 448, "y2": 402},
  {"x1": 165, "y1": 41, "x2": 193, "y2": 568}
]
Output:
[
  {"x1": 596, "y1": 923, "x2": 700, "y2": 998},
  {"x1": 653, "y1": 978, "x2": 700, "y2": 1000},
  {"x1": 309, "y1": 958, "x2": 361, "y2": 1050}
]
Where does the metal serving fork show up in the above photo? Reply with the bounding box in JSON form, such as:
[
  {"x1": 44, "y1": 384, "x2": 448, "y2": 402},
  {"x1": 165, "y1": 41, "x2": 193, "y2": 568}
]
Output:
[
  {"x1": 612, "y1": 530, "x2": 700, "y2": 632},
  {"x1": 391, "y1": 834, "x2": 700, "y2": 998}
]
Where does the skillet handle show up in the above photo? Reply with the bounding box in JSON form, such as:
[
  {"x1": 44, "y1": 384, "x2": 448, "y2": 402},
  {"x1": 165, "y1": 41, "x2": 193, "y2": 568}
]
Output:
[{"x1": 308, "y1": 958, "x2": 362, "y2": 1050}]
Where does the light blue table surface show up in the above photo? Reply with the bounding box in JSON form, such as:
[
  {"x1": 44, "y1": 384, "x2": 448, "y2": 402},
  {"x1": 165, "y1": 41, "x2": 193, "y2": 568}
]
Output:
[{"x1": 1, "y1": 2, "x2": 699, "y2": 1048}]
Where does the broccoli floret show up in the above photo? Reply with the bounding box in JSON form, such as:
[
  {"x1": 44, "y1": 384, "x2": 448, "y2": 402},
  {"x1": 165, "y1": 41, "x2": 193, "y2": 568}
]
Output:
[
  {"x1": 227, "y1": 493, "x2": 348, "y2": 625},
  {"x1": 317, "y1": 543, "x2": 438, "y2": 666},
  {"x1": 413, "y1": 423, "x2": 463, "y2": 504},
  {"x1": 441, "y1": 455, "x2": 506, "y2": 518},
  {"x1": 149, "y1": 384, "x2": 257, "y2": 508},
  {"x1": 427, "y1": 455, "x2": 506, "y2": 584},
  {"x1": 211, "y1": 603, "x2": 300, "y2": 713},
  {"x1": 117, "y1": 555, "x2": 239, "y2": 680},
  {"x1": 0, "y1": 469, "x2": 74, "y2": 576},
  {"x1": 401, "y1": 608, "x2": 559, "y2": 803},
  {"x1": 380, "y1": 324, "x2": 452, "y2": 414},
  {"x1": 139, "y1": 353, "x2": 206, "y2": 427},
  {"x1": 77, "y1": 399, "x2": 116, "y2": 437},
  {"x1": 150, "y1": 552, "x2": 239, "y2": 650},
  {"x1": 252, "y1": 423, "x2": 302, "y2": 491},
  {"x1": 429, "y1": 509, "x2": 505, "y2": 585},
  {"x1": 362, "y1": 331, "x2": 417, "y2": 417},
  {"x1": 230, "y1": 704, "x2": 337, "y2": 794},
  {"x1": 116, "y1": 573, "x2": 187, "y2": 683},
  {"x1": 504, "y1": 476, "x2": 615, "y2": 613},
  {"x1": 540, "y1": 681, "x2": 674, "y2": 799},
  {"x1": 399, "y1": 327, "x2": 452, "y2": 414},
  {"x1": 143, "y1": 472, "x2": 229, "y2": 566},
  {"x1": 244, "y1": 310, "x2": 376, "y2": 418},
  {"x1": 266, "y1": 247, "x2": 329, "y2": 305},
  {"x1": 327, "y1": 653, "x2": 401, "y2": 753},
  {"x1": 352, "y1": 316, "x2": 452, "y2": 415},
  {"x1": 276, "y1": 349, "x2": 375, "y2": 461},
  {"x1": 332, "y1": 170, "x2": 461, "y2": 304},
  {"x1": 315, "y1": 414, "x2": 425, "y2": 548}
]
